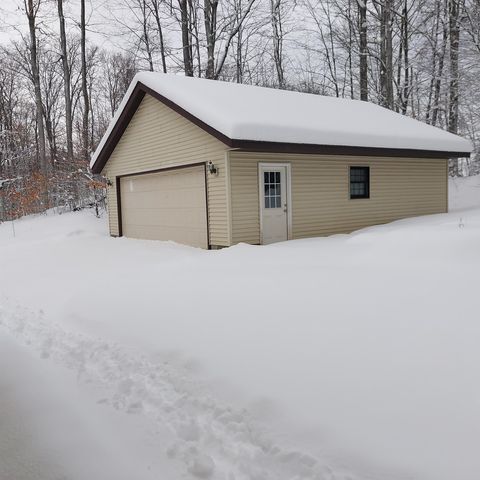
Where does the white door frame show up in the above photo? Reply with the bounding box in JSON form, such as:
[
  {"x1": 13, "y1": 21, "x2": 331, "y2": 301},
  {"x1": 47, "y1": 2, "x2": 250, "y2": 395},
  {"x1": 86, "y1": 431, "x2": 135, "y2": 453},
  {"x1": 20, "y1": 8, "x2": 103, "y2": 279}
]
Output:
[{"x1": 258, "y1": 162, "x2": 293, "y2": 244}]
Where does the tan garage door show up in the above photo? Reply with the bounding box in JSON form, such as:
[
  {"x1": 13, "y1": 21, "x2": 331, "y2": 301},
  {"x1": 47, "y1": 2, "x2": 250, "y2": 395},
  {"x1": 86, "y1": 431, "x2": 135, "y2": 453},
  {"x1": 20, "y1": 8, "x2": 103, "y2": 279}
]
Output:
[{"x1": 120, "y1": 165, "x2": 208, "y2": 248}]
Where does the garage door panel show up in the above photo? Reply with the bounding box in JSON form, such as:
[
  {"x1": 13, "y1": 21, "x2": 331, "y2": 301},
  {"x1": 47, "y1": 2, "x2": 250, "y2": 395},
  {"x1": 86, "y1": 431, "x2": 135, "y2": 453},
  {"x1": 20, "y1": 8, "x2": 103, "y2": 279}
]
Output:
[
  {"x1": 124, "y1": 225, "x2": 206, "y2": 246},
  {"x1": 120, "y1": 166, "x2": 208, "y2": 248},
  {"x1": 121, "y1": 188, "x2": 205, "y2": 209},
  {"x1": 123, "y1": 172, "x2": 204, "y2": 193},
  {"x1": 122, "y1": 207, "x2": 207, "y2": 228}
]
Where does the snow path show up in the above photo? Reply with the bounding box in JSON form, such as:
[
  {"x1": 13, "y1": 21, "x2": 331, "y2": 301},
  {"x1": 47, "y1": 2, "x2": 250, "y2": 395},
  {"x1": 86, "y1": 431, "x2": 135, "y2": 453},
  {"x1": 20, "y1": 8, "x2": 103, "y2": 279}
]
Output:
[
  {"x1": 0, "y1": 334, "x2": 181, "y2": 480},
  {"x1": 0, "y1": 338, "x2": 64, "y2": 480},
  {"x1": 0, "y1": 299, "x2": 355, "y2": 480}
]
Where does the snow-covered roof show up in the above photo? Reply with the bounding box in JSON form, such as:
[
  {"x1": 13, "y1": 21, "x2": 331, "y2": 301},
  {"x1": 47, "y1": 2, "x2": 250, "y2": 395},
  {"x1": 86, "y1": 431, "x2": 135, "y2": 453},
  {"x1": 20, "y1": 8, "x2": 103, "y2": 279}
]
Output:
[{"x1": 91, "y1": 72, "x2": 472, "y2": 172}]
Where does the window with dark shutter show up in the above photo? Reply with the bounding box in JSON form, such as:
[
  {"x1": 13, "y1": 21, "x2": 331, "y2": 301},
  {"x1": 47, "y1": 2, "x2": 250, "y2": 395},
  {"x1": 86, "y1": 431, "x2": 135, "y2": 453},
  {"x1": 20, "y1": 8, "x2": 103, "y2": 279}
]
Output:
[{"x1": 350, "y1": 166, "x2": 370, "y2": 199}]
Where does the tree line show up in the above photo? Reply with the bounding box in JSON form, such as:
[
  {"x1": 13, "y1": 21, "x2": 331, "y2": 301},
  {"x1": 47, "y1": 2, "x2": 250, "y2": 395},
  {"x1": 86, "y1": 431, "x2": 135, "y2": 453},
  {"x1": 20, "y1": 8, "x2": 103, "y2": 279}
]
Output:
[{"x1": 0, "y1": 0, "x2": 478, "y2": 220}]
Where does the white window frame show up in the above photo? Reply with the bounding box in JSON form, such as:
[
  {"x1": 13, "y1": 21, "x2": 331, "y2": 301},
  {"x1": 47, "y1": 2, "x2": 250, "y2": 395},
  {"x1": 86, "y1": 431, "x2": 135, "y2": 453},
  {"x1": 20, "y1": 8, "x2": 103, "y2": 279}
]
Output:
[{"x1": 258, "y1": 162, "x2": 293, "y2": 244}]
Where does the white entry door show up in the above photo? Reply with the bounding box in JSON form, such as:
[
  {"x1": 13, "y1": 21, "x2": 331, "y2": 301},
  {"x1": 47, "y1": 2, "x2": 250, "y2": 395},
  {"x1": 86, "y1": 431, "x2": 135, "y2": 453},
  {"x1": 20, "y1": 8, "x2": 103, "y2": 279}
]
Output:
[{"x1": 260, "y1": 165, "x2": 289, "y2": 244}]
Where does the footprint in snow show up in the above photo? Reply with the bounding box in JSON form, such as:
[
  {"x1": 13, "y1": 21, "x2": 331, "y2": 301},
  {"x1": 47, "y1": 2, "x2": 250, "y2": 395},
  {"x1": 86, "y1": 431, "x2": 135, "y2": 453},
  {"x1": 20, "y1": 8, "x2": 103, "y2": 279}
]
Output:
[{"x1": 188, "y1": 454, "x2": 215, "y2": 479}]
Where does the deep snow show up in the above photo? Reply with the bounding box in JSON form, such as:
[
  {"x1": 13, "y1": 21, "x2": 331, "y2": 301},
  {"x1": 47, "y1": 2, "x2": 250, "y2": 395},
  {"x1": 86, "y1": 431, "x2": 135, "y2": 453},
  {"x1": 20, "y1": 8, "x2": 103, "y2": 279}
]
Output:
[
  {"x1": 1, "y1": 175, "x2": 479, "y2": 480},
  {"x1": 90, "y1": 72, "x2": 471, "y2": 171},
  {"x1": 0, "y1": 335, "x2": 181, "y2": 480}
]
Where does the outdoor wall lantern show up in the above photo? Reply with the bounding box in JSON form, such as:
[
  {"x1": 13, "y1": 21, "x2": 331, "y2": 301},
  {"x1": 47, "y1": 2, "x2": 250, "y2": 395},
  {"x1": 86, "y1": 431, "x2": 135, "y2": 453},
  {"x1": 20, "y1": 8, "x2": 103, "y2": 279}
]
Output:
[{"x1": 207, "y1": 161, "x2": 218, "y2": 176}]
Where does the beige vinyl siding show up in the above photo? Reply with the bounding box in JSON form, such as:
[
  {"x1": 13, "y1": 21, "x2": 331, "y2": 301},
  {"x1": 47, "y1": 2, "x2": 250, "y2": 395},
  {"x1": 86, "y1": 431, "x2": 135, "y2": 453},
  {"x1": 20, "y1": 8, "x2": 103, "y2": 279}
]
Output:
[
  {"x1": 102, "y1": 93, "x2": 229, "y2": 246},
  {"x1": 229, "y1": 151, "x2": 448, "y2": 244},
  {"x1": 229, "y1": 153, "x2": 261, "y2": 244}
]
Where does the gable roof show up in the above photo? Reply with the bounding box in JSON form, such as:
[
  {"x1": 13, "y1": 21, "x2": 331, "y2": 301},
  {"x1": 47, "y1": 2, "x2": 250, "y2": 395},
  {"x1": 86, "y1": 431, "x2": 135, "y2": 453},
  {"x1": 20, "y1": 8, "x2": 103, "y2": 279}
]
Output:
[{"x1": 91, "y1": 72, "x2": 472, "y2": 174}]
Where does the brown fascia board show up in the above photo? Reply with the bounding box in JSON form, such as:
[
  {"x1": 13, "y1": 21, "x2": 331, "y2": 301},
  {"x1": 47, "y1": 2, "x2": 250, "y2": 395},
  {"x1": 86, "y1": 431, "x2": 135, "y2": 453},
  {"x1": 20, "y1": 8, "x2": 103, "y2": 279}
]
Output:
[
  {"x1": 91, "y1": 82, "x2": 470, "y2": 173},
  {"x1": 91, "y1": 85, "x2": 145, "y2": 174},
  {"x1": 229, "y1": 140, "x2": 470, "y2": 159}
]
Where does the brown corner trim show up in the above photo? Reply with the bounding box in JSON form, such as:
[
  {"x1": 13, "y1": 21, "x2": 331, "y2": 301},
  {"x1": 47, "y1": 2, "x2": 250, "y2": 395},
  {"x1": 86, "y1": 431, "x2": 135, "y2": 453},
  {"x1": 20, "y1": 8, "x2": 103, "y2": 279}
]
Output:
[
  {"x1": 203, "y1": 163, "x2": 211, "y2": 249},
  {"x1": 114, "y1": 162, "x2": 210, "y2": 247},
  {"x1": 115, "y1": 176, "x2": 123, "y2": 237},
  {"x1": 91, "y1": 81, "x2": 470, "y2": 174}
]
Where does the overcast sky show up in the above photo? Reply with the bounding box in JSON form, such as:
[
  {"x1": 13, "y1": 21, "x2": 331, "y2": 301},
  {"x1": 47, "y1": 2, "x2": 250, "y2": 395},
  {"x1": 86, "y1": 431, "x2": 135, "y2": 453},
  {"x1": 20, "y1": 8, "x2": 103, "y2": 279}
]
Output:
[{"x1": 0, "y1": 0, "x2": 117, "y2": 48}]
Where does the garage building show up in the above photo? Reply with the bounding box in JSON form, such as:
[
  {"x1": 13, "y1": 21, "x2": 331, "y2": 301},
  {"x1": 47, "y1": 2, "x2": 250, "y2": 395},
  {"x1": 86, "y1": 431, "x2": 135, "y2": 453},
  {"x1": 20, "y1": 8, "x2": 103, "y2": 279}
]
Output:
[{"x1": 90, "y1": 72, "x2": 472, "y2": 248}]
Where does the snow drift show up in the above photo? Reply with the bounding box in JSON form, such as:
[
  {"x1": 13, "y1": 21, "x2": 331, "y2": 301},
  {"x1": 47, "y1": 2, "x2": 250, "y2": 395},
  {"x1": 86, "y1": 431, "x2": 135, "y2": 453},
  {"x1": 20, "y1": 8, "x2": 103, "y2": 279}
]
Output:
[{"x1": 0, "y1": 176, "x2": 479, "y2": 480}]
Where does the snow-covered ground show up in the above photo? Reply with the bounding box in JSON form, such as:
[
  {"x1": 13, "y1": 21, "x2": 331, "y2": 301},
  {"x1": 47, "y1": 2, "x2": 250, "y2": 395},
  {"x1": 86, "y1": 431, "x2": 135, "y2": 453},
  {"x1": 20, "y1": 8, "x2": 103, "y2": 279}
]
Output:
[{"x1": 1, "y1": 175, "x2": 479, "y2": 480}]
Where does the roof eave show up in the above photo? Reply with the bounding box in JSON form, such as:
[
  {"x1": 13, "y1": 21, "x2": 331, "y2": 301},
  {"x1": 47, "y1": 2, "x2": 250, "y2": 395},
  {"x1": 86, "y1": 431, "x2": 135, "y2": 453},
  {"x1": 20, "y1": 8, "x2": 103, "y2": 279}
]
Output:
[
  {"x1": 91, "y1": 82, "x2": 471, "y2": 174},
  {"x1": 230, "y1": 140, "x2": 471, "y2": 159}
]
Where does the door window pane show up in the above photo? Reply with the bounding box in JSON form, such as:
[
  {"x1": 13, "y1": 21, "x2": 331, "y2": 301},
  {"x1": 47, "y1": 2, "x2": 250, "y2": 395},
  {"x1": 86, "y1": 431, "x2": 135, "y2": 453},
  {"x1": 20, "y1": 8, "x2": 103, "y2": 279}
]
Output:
[{"x1": 263, "y1": 170, "x2": 282, "y2": 209}]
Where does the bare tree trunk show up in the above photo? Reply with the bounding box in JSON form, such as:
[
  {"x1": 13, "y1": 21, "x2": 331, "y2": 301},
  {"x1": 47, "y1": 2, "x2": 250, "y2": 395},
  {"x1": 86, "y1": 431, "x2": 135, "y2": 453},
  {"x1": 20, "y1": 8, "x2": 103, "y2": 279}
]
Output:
[
  {"x1": 57, "y1": 0, "x2": 73, "y2": 162},
  {"x1": 402, "y1": 3, "x2": 409, "y2": 115},
  {"x1": 271, "y1": 0, "x2": 285, "y2": 88},
  {"x1": 204, "y1": 0, "x2": 218, "y2": 79},
  {"x1": 80, "y1": 0, "x2": 89, "y2": 163},
  {"x1": 397, "y1": 0, "x2": 409, "y2": 114},
  {"x1": 426, "y1": 1, "x2": 441, "y2": 123},
  {"x1": 235, "y1": 0, "x2": 244, "y2": 83},
  {"x1": 347, "y1": 0, "x2": 354, "y2": 99},
  {"x1": 325, "y1": 1, "x2": 339, "y2": 96},
  {"x1": 213, "y1": 0, "x2": 256, "y2": 79},
  {"x1": 358, "y1": 0, "x2": 368, "y2": 101},
  {"x1": 149, "y1": 0, "x2": 168, "y2": 73},
  {"x1": 179, "y1": 0, "x2": 194, "y2": 76},
  {"x1": 448, "y1": 0, "x2": 460, "y2": 134},
  {"x1": 190, "y1": 0, "x2": 202, "y2": 76},
  {"x1": 379, "y1": 0, "x2": 394, "y2": 108},
  {"x1": 432, "y1": 0, "x2": 448, "y2": 126},
  {"x1": 448, "y1": 0, "x2": 461, "y2": 176},
  {"x1": 141, "y1": 0, "x2": 154, "y2": 71},
  {"x1": 43, "y1": 103, "x2": 58, "y2": 165},
  {"x1": 25, "y1": 0, "x2": 47, "y2": 175}
]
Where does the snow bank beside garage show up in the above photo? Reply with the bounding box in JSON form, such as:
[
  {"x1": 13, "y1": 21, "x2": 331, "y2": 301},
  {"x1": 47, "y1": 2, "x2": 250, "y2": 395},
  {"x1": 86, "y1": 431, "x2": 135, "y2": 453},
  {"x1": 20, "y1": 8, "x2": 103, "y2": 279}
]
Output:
[
  {"x1": 450, "y1": 174, "x2": 480, "y2": 210},
  {"x1": 1, "y1": 176, "x2": 479, "y2": 480}
]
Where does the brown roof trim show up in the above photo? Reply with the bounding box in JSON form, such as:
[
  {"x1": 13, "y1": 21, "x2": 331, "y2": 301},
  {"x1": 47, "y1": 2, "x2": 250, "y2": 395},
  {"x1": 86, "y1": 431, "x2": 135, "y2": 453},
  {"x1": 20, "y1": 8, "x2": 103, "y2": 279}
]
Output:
[
  {"x1": 92, "y1": 85, "x2": 146, "y2": 174},
  {"x1": 91, "y1": 82, "x2": 470, "y2": 173},
  {"x1": 230, "y1": 140, "x2": 470, "y2": 159}
]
